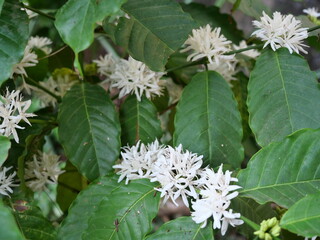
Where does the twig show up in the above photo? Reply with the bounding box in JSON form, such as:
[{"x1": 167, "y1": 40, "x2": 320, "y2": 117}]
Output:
[
  {"x1": 22, "y1": 4, "x2": 55, "y2": 21},
  {"x1": 38, "y1": 45, "x2": 68, "y2": 60}
]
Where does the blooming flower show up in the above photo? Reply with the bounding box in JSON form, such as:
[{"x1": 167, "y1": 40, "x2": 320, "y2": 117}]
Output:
[
  {"x1": 0, "y1": 89, "x2": 36, "y2": 143},
  {"x1": 181, "y1": 24, "x2": 235, "y2": 66},
  {"x1": 110, "y1": 57, "x2": 165, "y2": 101},
  {"x1": 10, "y1": 45, "x2": 38, "y2": 78},
  {"x1": 113, "y1": 140, "x2": 165, "y2": 184},
  {"x1": 252, "y1": 11, "x2": 308, "y2": 54},
  {"x1": 303, "y1": 8, "x2": 320, "y2": 18},
  {"x1": 93, "y1": 54, "x2": 117, "y2": 79},
  {"x1": 24, "y1": 151, "x2": 65, "y2": 192},
  {"x1": 207, "y1": 60, "x2": 238, "y2": 82},
  {"x1": 233, "y1": 40, "x2": 260, "y2": 59},
  {"x1": 191, "y1": 165, "x2": 243, "y2": 235},
  {"x1": 0, "y1": 167, "x2": 18, "y2": 197},
  {"x1": 28, "y1": 36, "x2": 52, "y2": 54}
]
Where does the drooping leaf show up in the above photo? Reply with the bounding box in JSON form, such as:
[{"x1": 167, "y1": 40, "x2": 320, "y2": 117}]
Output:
[
  {"x1": 280, "y1": 192, "x2": 320, "y2": 237},
  {"x1": 0, "y1": 0, "x2": 29, "y2": 85},
  {"x1": 238, "y1": 128, "x2": 320, "y2": 208},
  {"x1": 12, "y1": 200, "x2": 56, "y2": 240},
  {"x1": 0, "y1": 200, "x2": 24, "y2": 240},
  {"x1": 144, "y1": 216, "x2": 214, "y2": 240},
  {"x1": 120, "y1": 95, "x2": 162, "y2": 145},
  {"x1": 247, "y1": 48, "x2": 320, "y2": 146},
  {"x1": 227, "y1": 0, "x2": 270, "y2": 19},
  {"x1": 174, "y1": 71, "x2": 243, "y2": 168},
  {"x1": 55, "y1": 0, "x2": 126, "y2": 54},
  {"x1": 58, "y1": 83, "x2": 121, "y2": 181},
  {"x1": 181, "y1": 3, "x2": 243, "y2": 43},
  {"x1": 58, "y1": 175, "x2": 160, "y2": 240},
  {"x1": 115, "y1": 0, "x2": 197, "y2": 71},
  {"x1": 0, "y1": 136, "x2": 11, "y2": 167}
]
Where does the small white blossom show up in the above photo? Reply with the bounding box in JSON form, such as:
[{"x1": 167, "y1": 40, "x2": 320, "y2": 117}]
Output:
[
  {"x1": 233, "y1": 40, "x2": 260, "y2": 59},
  {"x1": 252, "y1": 11, "x2": 309, "y2": 54},
  {"x1": 93, "y1": 54, "x2": 117, "y2": 79},
  {"x1": 181, "y1": 24, "x2": 235, "y2": 66},
  {"x1": 25, "y1": 151, "x2": 65, "y2": 192},
  {"x1": 303, "y1": 8, "x2": 320, "y2": 18},
  {"x1": 0, "y1": 167, "x2": 18, "y2": 197},
  {"x1": 10, "y1": 45, "x2": 38, "y2": 78},
  {"x1": 191, "y1": 165, "x2": 242, "y2": 236},
  {"x1": 113, "y1": 140, "x2": 165, "y2": 184},
  {"x1": 207, "y1": 60, "x2": 238, "y2": 82},
  {"x1": 150, "y1": 145, "x2": 203, "y2": 207},
  {"x1": 0, "y1": 89, "x2": 36, "y2": 143},
  {"x1": 110, "y1": 57, "x2": 165, "y2": 101},
  {"x1": 28, "y1": 36, "x2": 52, "y2": 54}
]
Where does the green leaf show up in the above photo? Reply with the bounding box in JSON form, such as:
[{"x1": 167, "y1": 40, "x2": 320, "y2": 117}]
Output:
[
  {"x1": 0, "y1": 0, "x2": 29, "y2": 85},
  {"x1": 0, "y1": 136, "x2": 11, "y2": 167},
  {"x1": 173, "y1": 71, "x2": 243, "y2": 168},
  {"x1": 0, "y1": 0, "x2": 4, "y2": 14},
  {"x1": 181, "y1": 3, "x2": 243, "y2": 43},
  {"x1": 247, "y1": 48, "x2": 320, "y2": 146},
  {"x1": 281, "y1": 192, "x2": 320, "y2": 237},
  {"x1": 55, "y1": 0, "x2": 126, "y2": 53},
  {"x1": 115, "y1": 0, "x2": 197, "y2": 71},
  {"x1": 13, "y1": 200, "x2": 56, "y2": 240},
  {"x1": 58, "y1": 83, "x2": 121, "y2": 181},
  {"x1": 120, "y1": 95, "x2": 162, "y2": 145},
  {"x1": 58, "y1": 175, "x2": 160, "y2": 240},
  {"x1": 0, "y1": 200, "x2": 24, "y2": 240},
  {"x1": 238, "y1": 128, "x2": 320, "y2": 208},
  {"x1": 145, "y1": 216, "x2": 214, "y2": 240},
  {"x1": 227, "y1": 0, "x2": 270, "y2": 18}
]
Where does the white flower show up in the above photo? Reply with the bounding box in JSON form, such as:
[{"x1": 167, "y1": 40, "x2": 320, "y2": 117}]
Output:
[
  {"x1": 252, "y1": 11, "x2": 308, "y2": 54},
  {"x1": 110, "y1": 57, "x2": 165, "y2": 101},
  {"x1": 113, "y1": 140, "x2": 165, "y2": 184},
  {"x1": 25, "y1": 151, "x2": 65, "y2": 192},
  {"x1": 303, "y1": 8, "x2": 320, "y2": 18},
  {"x1": 150, "y1": 145, "x2": 203, "y2": 207},
  {"x1": 93, "y1": 54, "x2": 117, "y2": 79},
  {"x1": 207, "y1": 60, "x2": 238, "y2": 82},
  {"x1": 191, "y1": 165, "x2": 242, "y2": 235},
  {"x1": 0, "y1": 89, "x2": 36, "y2": 143},
  {"x1": 233, "y1": 40, "x2": 260, "y2": 59},
  {"x1": 28, "y1": 36, "x2": 52, "y2": 54},
  {"x1": 10, "y1": 45, "x2": 38, "y2": 78},
  {"x1": 0, "y1": 167, "x2": 18, "y2": 197},
  {"x1": 181, "y1": 24, "x2": 235, "y2": 66}
]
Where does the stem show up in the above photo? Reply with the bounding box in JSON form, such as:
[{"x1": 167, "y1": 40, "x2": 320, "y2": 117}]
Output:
[
  {"x1": 225, "y1": 43, "x2": 264, "y2": 55},
  {"x1": 38, "y1": 45, "x2": 68, "y2": 60},
  {"x1": 166, "y1": 58, "x2": 207, "y2": 73},
  {"x1": 308, "y1": 25, "x2": 320, "y2": 33},
  {"x1": 240, "y1": 215, "x2": 260, "y2": 231},
  {"x1": 22, "y1": 4, "x2": 55, "y2": 21},
  {"x1": 25, "y1": 77, "x2": 62, "y2": 102},
  {"x1": 28, "y1": 119, "x2": 58, "y2": 125}
]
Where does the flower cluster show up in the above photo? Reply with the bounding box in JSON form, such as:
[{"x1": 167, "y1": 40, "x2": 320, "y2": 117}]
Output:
[
  {"x1": 0, "y1": 167, "x2": 18, "y2": 197},
  {"x1": 254, "y1": 217, "x2": 281, "y2": 240},
  {"x1": 28, "y1": 36, "x2": 52, "y2": 54},
  {"x1": 252, "y1": 11, "x2": 308, "y2": 54},
  {"x1": 0, "y1": 89, "x2": 35, "y2": 143},
  {"x1": 113, "y1": 140, "x2": 243, "y2": 235},
  {"x1": 24, "y1": 151, "x2": 65, "y2": 192},
  {"x1": 94, "y1": 55, "x2": 165, "y2": 101}
]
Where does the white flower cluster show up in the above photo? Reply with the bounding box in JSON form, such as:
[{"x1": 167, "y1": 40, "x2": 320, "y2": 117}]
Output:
[
  {"x1": 94, "y1": 55, "x2": 165, "y2": 101},
  {"x1": 0, "y1": 89, "x2": 36, "y2": 143},
  {"x1": 28, "y1": 36, "x2": 52, "y2": 55},
  {"x1": 233, "y1": 40, "x2": 260, "y2": 59},
  {"x1": 252, "y1": 11, "x2": 308, "y2": 54},
  {"x1": 113, "y1": 140, "x2": 243, "y2": 235},
  {"x1": 24, "y1": 151, "x2": 65, "y2": 192},
  {"x1": 0, "y1": 167, "x2": 18, "y2": 197},
  {"x1": 303, "y1": 7, "x2": 320, "y2": 19}
]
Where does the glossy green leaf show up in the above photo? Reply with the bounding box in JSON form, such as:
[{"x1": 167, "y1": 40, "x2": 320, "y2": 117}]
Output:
[
  {"x1": 247, "y1": 48, "x2": 320, "y2": 146},
  {"x1": 281, "y1": 192, "x2": 320, "y2": 237},
  {"x1": 0, "y1": 0, "x2": 29, "y2": 85},
  {"x1": 55, "y1": 0, "x2": 126, "y2": 54},
  {"x1": 173, "y1": 71, "x2": 243, "y2": 168},
  {"x1": 238, "y1": 128, "x2": 320, "y2": 208},
  {"x1": 0, "y1": 136, "x2": 11, "y2": 167},
  {"x1": 13, "y1": 200, "x2": 56, "y2": 240},
  {"x1": 120, "y1": 95, "x2": 162, "y2": 145},
  {"x1": 58, "y1": 83, "x2": 121, "y2": 181},
  {"x1": 58, "y1": 175, "x2": 160, "y2": 240},
  {"x1": 181, "y1": 3, "x2": 243, "y2": 43},
  {"x1": 115, "y1": 0, "x2": 197, "y2": 71},
  {"x1": 227, "y1": 0, "x2": 270, "y2": 18},
  {"x1": 0, "y1": 200, "x2": 24, "y2": 240},
  {"x1": 145, "y1": 216, "x2": 214, "y2": 240}
]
